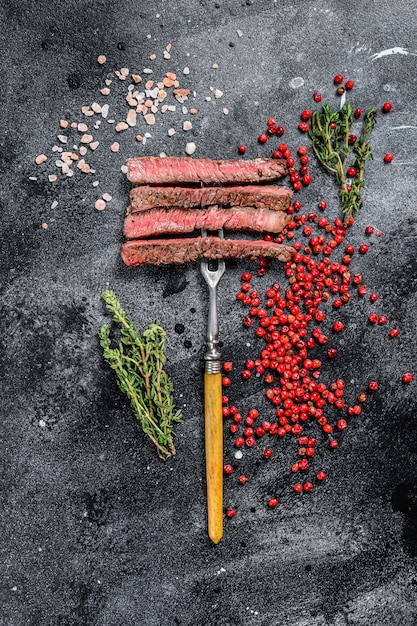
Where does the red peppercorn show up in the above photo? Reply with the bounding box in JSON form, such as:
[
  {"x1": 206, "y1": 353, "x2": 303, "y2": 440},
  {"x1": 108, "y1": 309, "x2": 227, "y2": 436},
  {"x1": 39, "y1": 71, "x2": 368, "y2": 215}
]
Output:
[
  {"x1": 301, "y1": 109, "x2": 312, "y2": 120},
  {"x1": 248, "y1": 409, "x2": 259, "y2": 419},
  {"x1": 275, "y1": 125, "x2": 285, "y2": 137},
  {"x1": 403, "y1": 373, "x2": 413, "y2": 383},
  {"x1": 334, "y1": 74, "x2": 344, "y2": 84},
  {"x1": 384, "y1": 153, "x2": 394, "y2": 163},
  {"x1": 303, "y1": 482, "x2": 313, "y2": 492},
  {"x1": 298, "y1": 122, "x2": 309, "y2": 132},
  {"x1": 223, "y1": 361, "x2": 233, "y2": 372},
  {"x1": 303, "y1": 174, "x2": 312, "y2": 185},
  {"x1": 368, "y1": 381, "x2": 379, "y2": 391},
  {"x1": 299, "y1": 458, "x2": 309, "y2": 471},
  {"x1": 347, "y1": 167, "x2": 357, "y2": 178},
  {"x1": 337, "y1": 419, "x2": 347, "y2": 431},
  {"x1": 238, "y1": 145, "x2": 247, "y2": 154},
  {"x1": 238, "y1": 474, "x2": 248, "y2": 484},
  {"x1": 389, "y1": 328, "x2": 399, "y2": 338},
  {"x1": 369, "y1": 292, "x2": 378, "y2": 302},
  {"x1": 293, "y1": 483, "x2": 303, "y2": 493},
  {"x1": 245, "y1": 436, "x2": 256, "y2": 447},
  {"x1": 329, "y1": 439, "x2": 339, "y2": 449},
  {"x1": 316, "y1": 471, "x2": 327, "y2": 481},
  {"x1": 226, "y1": 507, "x2": 237, "y2": 518},
  {"x1": 368, "y1": 313, "x2": 378, "y2": 324},
  {"x1": 345, "y1": 79, "x2": 354, "y2": 90},
  {"x1": 262, "y1": 448, "x2": 273, "y2": 459},
  {"x1": 327, "y1": 347, "x2": 338, "y2": 359},
  {"x1": 259, "y1": 133, "x2": 268, "y2": 143},
  {"x1": 348, "y1": 134, "x2": 357, "y2": 145},
  {"x1": 224, "y1": 464, "x2": 233, "y2": 474},
  {"x1": 333, "y1": 321, "x2": 344, "y2": 332},
  {"x1": 235, "y1": 437, "x2": 245, "y2": 448},
  {"x1": 313, "y1": 91, "x2": 322, "y2": 102},
  {"x1": 268, "y1": 497, "x2": 279, "y2": 508},
  {"x1": 354, "y1": 107, "x2": 362, "y2": 118},
  {"x1": 359, "y1": 244, "x2": 369, "y2": 254},
  {"x1": 365, "y1": 225, "x2": 374, "y2": 235},
  {"x1": 382, "y1": 101, "x2": 393, "y2": 112},
  {"x1": 358, "y1": 285, "x2": 367, "y2": 296},
  {"x1": 378, "y1": 315, "x2": 387, "y2": 325},
  {"x1": 229, "y1": 423, "x2": 238, "y2": 433}
]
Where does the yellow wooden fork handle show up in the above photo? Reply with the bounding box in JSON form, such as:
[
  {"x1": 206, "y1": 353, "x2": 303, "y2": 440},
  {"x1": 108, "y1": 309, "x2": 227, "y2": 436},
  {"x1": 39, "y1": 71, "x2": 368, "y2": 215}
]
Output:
[{"x1": 204, "y1": 371, "x2": 223, "y2": 544}]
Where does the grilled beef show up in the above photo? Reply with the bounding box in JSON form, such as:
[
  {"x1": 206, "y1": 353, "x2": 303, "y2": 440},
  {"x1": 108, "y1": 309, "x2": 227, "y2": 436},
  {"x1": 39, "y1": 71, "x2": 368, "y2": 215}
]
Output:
[
  {"x1": 129, "y1": 184, "x2": 293, "y2": 213},
  {"x1": 127, "y1": 156, "x2": 288, "y2": 185},
  {"x1": 121, "y1": 237, "x2": 294, "y2": 266},
  {"x1": 123, "y1": 206, "x2": 290, "y2": 239}
]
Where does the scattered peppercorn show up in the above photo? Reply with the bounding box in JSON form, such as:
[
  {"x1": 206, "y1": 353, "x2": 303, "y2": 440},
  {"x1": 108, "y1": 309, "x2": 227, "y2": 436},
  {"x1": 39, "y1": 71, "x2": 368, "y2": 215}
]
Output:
[
  {"x1": 238, "y1": 145, "x2": 247, "y2": 154},
  {"x1": 384, "y1": 153, "x2": 394, "y2": 163},
  {"x1": 382, "y1": 101, "x2": 392, "y2": 112},
  {"x1": 402, "y1": 373, "x2": 413, "y2": 383}
]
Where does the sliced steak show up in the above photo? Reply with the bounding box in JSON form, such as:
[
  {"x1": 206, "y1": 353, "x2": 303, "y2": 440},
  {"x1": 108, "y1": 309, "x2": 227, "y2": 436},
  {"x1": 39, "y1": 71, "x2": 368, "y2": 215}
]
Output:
[
  {"x1": 121, "y1": 237, "x2": 294, "y2": 266},
  {"x1": 129, "y1": 184, "x2": 293, "y2": 213},
  {"x1": 123, "y1": 206, "x2": 291, "y2": 239},
  {"x1": 127, "y1": 156, "x2": 288, "y2": 185}
]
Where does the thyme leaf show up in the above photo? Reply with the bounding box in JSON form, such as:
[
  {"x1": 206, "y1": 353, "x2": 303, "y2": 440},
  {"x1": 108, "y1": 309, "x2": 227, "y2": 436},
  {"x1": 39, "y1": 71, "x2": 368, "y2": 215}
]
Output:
[
  {"x1": 309, "y1": 103, "x2": 377, "y2": 223},
  {"x1": 98, "y1": 290, "x2": 182, "y2": 460}
]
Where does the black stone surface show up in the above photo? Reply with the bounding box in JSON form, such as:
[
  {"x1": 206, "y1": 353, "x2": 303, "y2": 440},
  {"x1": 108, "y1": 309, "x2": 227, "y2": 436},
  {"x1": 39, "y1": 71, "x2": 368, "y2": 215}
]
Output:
[{"x1": 1, "y1": 1, "x2": 417, "y2": 624}]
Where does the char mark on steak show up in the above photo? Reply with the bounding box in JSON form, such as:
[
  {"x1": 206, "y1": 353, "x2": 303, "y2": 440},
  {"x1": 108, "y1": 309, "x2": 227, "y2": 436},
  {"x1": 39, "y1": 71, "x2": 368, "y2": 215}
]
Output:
[
  {"x1": 129, "y1": 184, "x2": 293, "y2": 213},
  {"x1": 121, "y1": 237, "x2": 294, "y2": 266},
  {"x1": 123, "y1": 206, "x2": 291, "y2": 239},
  {"x1": 127, "y1": 156, "x2": 288, "y2": 185}
]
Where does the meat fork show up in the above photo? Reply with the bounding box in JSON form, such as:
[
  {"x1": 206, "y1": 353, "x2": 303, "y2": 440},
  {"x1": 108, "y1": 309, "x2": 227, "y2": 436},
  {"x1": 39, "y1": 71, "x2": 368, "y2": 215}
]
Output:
[{"x1": 201, "y1": 228, "x2": 225, "y2": 544}]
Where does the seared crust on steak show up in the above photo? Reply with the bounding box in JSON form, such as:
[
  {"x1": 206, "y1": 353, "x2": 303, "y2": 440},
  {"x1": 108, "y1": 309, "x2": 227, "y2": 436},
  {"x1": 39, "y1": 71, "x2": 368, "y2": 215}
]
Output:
[
  {"x1": 129, "y1": 184, "x2": 293, "y2": 212},
  {"x1": 121, "y1": 237, "x2": 294, "y2": 266},
  {"x1": 123, "y1": 206, "x2": 291, "y2": 239},
  {"x1": 127, "y1": 157, "x2": 288, "y2": 185}
]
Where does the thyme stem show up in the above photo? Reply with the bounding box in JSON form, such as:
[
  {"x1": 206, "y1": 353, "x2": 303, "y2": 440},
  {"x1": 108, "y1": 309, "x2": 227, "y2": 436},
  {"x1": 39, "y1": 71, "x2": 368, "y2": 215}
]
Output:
[
  {"x1": 98, "y1": 290, "x2": 182, "y2": 460},
  {"x1": 309, "y1": 103, "x2": 377, "y2": 223}
]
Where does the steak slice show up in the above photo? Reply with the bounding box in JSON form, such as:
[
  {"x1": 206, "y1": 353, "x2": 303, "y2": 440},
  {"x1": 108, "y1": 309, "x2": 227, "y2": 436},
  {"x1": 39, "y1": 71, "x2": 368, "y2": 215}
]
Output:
[
  {"x1": 127, "y1": 156, "x2": 288, "y2": 185},
  {"x1": 129, "y1": 184, "x2": 293, "y2": 212},
  {"x1": 121, "y1": 237, "x2": 294, "y2": 266},
  {"x1": 123, "y1": 206, "x2": 291, "y2": 239}
]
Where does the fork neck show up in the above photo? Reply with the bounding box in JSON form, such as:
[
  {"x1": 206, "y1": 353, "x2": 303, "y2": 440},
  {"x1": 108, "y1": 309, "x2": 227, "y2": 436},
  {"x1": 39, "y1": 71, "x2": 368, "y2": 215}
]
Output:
[{"x1": 204, "y1": 284, "x2": 221, "y2": 374}]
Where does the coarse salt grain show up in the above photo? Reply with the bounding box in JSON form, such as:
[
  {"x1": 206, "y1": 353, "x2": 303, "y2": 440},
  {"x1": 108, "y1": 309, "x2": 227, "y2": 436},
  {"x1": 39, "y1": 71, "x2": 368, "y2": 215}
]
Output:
[
  {"x1": 212, "y1": 63, "x2": 218, "y2": 69},
  {"x1": 89, "y1": 141, "x2": 99, "y2": 150},
  {"x1": 57, "y1": 135, "x2": 68, "y2": 144},
  {"x1": 110, "y1": 142, "x2": 120, "y2": 152},
  {"x1": 144, "y1": 113, "x2": 155, "y2": 125},
  {"x1": 163, "y1": 51, "x2": 171, "y2": 59},
  {"x1": 120, "y1": 67, "x2": 129, "y2": 76},
  {"x1": 183, "y1": 67, "x2": 190, "y2": 75},
  {"x1": 215, "y1": 89, "x2": 223, "y2": 99},
  {"x1": 121, "y1": 165, "x2": 128, "y2": 173},
  {"x1": 183, "y1": 120, "x2": 192, "y2": 131},
  {"x1": 95, "y1": 199, "x2": 106, "y2": 211},
  {"x1": 59, "y1": 120, "x2": 68, "y2": 128},
  {"x1": 102, "y1": 193, "x2": 112, "y2": 202},
  {"x1": 97, "y1": 55, "x2": 106, "y2": 64},
  {"x1": 35, "y1": 154, "x2": 47, "y2": 165},
  {"x1": 167, "y1": 128, "x2": 175, "y2": 136},
  {"x1": 135, "y1": 135, "x2": 143, "y2": 142},
  {"x1": 143, "y1": 68, "x2": 153, "y2": 74},
  {"x1": 100, "y1": 87, "x2": 110, "y2": 96},
  {"x1": 92, "y1": 181, "x2": 99, "y2": 187},
  {"x1": 126, "y1": 110, "x2": 137, "y2": 126},
  {"x1": 91, "y1": 102, "x2": 102, "y2": 113},
  {"x1": 41, "y1": 223, "x2": 48, "y2": 229},
  {"x1": 79, "y1": 146, "x2": 88, "y2": 156},
  {"x1": 51, "y1": 200, "x2": 58, "y2": 209},
  {"x1": 116, "y1": 122, "x2": 128, "y2": 132},
  {"x1": 185, "y1": 142, "x2": 196, "y2": 155},
  {"x1": 77, "y1": 123, "x2": 88, "y2": 132},
  {"x1": 190, "y1": 108, "x2": 198, "y2": 115},
  {"x1": 80, "y1": 134, "x2": 93, "y2": 143},
  {"x1": 48, "y1": 174, "x2": 57, "y2": 182},
  {"x1": 149, "y1": 54, "x2": 156, "y2": 60},
  {"x1": 223, "y1": 108, "x2": 229, "y2": 115},
  {"x1": 101, "y1": 104, "x2": 109, "y2": 118}
]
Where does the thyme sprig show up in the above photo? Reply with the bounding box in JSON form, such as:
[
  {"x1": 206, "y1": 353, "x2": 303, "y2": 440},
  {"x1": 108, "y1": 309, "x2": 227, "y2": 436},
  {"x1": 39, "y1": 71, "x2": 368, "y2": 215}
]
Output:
[
  {"x1": 98, "y1": 290, "x2": 182, "y2": 460},
  {"x1": 309, "y1": 103, "x2": 377, "y2": 222}
]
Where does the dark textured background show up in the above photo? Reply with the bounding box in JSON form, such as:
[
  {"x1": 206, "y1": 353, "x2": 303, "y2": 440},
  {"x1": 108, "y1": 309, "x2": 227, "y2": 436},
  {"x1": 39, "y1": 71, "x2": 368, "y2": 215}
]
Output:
[{"x1": 1, "y1": 1, "x2": 416, "y2": 624}]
